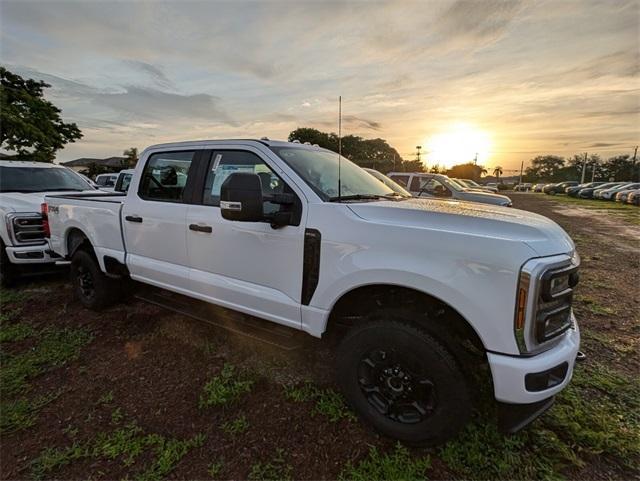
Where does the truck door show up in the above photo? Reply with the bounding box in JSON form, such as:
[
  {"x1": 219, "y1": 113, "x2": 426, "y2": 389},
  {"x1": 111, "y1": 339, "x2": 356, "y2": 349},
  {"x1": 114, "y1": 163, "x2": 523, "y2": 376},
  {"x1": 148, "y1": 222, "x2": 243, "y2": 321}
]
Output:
[
  {"x1": 185, "y1": 148, "x2": 305, "y2": 330},
  {"x1": 122, "y1": 149, "x2": 202, "y2": 291}
]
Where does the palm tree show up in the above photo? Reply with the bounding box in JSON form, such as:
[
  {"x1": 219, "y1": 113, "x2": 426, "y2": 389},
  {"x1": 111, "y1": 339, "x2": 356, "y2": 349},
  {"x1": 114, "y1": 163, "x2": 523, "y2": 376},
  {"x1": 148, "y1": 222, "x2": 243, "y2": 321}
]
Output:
[{"x1": 493, "y1": 166, "x2": 503, "y2": 183}]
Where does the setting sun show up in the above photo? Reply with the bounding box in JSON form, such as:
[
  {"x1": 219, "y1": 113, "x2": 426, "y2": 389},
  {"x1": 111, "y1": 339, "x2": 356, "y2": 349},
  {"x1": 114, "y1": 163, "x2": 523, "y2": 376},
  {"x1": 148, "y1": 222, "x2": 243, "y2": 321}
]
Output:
[{"x1": 424, "y1": 124, "x2": 492, "y2": 169}]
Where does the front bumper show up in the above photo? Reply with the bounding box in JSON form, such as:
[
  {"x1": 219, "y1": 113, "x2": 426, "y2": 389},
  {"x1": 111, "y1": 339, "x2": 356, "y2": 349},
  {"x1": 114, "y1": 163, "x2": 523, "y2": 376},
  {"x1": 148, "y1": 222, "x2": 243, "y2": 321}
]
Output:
[
  {"x1": 488, "y1": 321, "x2": 580, "y2": 405},
  {"x1": 5, "y1": 244, "x2": 60, "y2": 264}
]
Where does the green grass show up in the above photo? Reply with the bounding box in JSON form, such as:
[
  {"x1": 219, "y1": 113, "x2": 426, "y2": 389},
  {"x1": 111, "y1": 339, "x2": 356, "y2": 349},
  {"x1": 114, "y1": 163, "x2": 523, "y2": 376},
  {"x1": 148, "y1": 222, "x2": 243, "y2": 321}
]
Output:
[
  {"x1": 581, "y1": 330, "x2": 636, "y2": 355},
  {"x1": 439, "y1": 360, "x2": 640, "y2": 480},
  {"x1": 97, "y1": 390, "x2": 114, "y2": 405},
  {"x1": 0, "y1": 323, "x2": 92, "y2": 435},
  {"x1": 137, "y1": 433, "x2": 206, "y2": 481},
  {"x1": 574, "y1": 294, "x2": 617, "y2": 316},
  {"x1": 0, "y1": 392, "x2": 60, "y2": 434},
  {"x1": 31, "y1": 417, "x2": 206, "y2": 481},
  {"x1": 207, "y1": 459, "x2": 224, "y2": 478},
  {"x1": 0, "y1": 322, "x2": 34, "y2": 342},
  {"x1": 0, "y1": 327, "x2": 92, "y2": 396},
  {"x1": 339, "y1": 443, "x2": 431, "y2": 481},
  {"x1": 248, "y1": 449, "x2": 293, "y2": 481},
  {"x1": 221, "y1": 414, "x2": 249, "y2": 436},
  {"x1": 110, "y1": 407, "x2": 125, "y2": 424},
  {"x1": 199, "y1": 363, "x2": 254, "y2": 408},
  {"x1": 0, "y1": 288, "x2": 27, "y2": 306},
  {"x1": 284, "y1": 382, "x2": 356, "y2": 422}
]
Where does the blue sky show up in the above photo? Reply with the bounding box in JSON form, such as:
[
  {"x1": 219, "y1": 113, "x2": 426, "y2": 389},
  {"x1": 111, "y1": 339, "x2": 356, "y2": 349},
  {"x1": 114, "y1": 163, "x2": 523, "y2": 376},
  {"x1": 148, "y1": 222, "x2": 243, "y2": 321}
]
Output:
[{"x1": 1, "y1": 0, "x2": 638, "y2": 170}]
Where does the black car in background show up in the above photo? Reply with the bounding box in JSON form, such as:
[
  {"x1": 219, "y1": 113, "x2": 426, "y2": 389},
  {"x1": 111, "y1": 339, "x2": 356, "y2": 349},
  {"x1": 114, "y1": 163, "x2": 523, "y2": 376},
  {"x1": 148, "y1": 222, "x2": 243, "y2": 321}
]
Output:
[
  {"x1": 566, "y1": 181, "x2": 606, "y2": 197},
  {"x1": 544, "y1": 181, "x2": 579, "y2": 195},
  {"x1": 577, "y1": 182, "x2": 619, "y2": 199}
]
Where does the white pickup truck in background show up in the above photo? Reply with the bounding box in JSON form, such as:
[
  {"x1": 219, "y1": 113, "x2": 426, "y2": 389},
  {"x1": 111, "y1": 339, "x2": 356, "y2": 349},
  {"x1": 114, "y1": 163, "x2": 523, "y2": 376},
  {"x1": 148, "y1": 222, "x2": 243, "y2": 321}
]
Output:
[
  {"x1": 0, "y1": 160, "x2": 96, "y2": 286},
  {"x1": 44, "y1": 139, "x2": 581, "y2": 445}
]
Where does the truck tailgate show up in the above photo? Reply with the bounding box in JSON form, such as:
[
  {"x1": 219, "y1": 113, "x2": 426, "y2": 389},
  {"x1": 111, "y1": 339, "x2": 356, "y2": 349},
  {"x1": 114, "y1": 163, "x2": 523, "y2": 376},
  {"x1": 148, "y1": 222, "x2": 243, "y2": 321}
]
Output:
[{"x1": 45, "y1": 193, "x2": 126, "y2": 265}]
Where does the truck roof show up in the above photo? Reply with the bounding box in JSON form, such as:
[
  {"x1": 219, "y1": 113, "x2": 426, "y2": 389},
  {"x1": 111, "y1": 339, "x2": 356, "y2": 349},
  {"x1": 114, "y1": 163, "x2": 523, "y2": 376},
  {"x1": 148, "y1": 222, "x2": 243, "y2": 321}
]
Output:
[
  {"x1": 144, "y1": 139, "x2": 321, "y2": 151},
  {"x1": 0, "y1": 160, "x2": 67, "y2": 168}
]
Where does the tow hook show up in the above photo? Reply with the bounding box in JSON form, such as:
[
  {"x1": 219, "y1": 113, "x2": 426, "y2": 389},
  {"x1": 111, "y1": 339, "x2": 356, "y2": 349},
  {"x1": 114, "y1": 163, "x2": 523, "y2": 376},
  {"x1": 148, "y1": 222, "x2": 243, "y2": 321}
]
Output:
[{"x1": 576, "y1": 351, "x2": 586, "y2": 362}]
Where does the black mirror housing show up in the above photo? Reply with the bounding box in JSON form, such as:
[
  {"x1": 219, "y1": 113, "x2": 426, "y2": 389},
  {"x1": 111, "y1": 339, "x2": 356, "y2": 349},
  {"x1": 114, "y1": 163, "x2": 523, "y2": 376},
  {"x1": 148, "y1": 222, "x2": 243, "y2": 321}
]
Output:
[{"x1": 220, "y1": 172, "x2": 264, "y2": 222}]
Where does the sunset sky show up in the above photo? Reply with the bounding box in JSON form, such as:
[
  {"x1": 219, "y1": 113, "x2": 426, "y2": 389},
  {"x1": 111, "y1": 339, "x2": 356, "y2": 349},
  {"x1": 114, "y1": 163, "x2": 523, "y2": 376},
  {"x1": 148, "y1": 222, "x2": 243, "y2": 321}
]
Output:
[{"x1": 1, "y1": 0, "x2": 638, "y2": 171}]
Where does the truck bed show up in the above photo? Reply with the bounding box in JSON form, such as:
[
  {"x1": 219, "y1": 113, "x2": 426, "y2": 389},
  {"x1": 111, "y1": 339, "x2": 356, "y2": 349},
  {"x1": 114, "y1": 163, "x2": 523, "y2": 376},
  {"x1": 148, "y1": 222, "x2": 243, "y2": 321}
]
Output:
[{"x1": 45, "y1": 192, "x2": 128, "y2": 267}]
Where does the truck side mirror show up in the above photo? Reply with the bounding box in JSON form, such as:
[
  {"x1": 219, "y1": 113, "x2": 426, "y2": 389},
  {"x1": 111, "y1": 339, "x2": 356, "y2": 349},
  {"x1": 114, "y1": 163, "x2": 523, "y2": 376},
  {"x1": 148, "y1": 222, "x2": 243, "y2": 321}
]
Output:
[{"x1": 220, "y1": 172, "x2": 264, "y2": 222}]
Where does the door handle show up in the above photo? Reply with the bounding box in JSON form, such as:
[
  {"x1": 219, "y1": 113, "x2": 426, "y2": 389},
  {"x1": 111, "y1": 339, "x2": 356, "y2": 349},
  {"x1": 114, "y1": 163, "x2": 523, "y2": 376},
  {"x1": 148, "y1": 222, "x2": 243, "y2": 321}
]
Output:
[
  {"x1": 125, "y1": 215, "x2": 143, "y2": 223},
  {"x1": 189, "y1": 224, "x2": 212, "y2": 233}
]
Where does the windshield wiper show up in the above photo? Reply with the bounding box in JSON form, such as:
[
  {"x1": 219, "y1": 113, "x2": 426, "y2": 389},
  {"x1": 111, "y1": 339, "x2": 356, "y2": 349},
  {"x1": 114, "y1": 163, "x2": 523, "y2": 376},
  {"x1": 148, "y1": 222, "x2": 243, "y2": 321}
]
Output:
[{"x1": 329, "y1": 193, "x2": 407, "y2": 202}]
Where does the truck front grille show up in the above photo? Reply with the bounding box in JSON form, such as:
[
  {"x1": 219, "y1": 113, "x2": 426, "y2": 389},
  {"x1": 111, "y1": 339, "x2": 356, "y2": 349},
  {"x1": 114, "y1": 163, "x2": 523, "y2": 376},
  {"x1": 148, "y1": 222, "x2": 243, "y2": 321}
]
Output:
[{"x1": 7, "y1": 213, "x2": 47, "y2": 245}]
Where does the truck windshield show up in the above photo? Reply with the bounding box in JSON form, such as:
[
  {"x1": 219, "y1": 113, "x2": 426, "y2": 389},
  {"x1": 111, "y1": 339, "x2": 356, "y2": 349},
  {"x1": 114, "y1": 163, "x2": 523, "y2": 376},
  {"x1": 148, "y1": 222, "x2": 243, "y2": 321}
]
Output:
[
  {"x1": 270, "y1": 146, "x2": 407, "y2": 201},
  {"x1": 0, "y1": 166, "x2": 92, "y2": 193},
  {"x1": 442, "y1": 177, "x2": 465, "y2": 192}
]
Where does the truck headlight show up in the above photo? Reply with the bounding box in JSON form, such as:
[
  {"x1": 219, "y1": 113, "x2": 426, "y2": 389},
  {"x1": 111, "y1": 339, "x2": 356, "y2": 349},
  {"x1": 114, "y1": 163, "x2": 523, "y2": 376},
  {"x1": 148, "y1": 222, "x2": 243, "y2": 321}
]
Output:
[
  {"x1": 540, "y1": 264, "x2": 579, "y2": 302},
  {"x1": 535, "y1": 304, "x2": 572, "y2": 343},
  {"x1": 514, "y1": 253, "x2": 579, "y2": 353}
]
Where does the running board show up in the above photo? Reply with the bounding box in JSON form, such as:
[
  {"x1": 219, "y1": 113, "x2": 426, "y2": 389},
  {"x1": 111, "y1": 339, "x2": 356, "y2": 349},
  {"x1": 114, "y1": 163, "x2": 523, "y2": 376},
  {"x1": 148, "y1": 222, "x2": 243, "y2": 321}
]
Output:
[{"x1": 135, "y1": 288, "x2": 302, "y2": 351}]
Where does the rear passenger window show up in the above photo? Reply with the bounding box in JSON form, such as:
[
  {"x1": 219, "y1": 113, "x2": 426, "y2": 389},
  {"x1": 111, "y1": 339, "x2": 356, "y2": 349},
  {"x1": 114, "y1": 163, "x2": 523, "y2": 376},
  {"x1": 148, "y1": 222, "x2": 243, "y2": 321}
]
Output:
[{"x1": 139, "y1": 151, "x2": 195, "y2": 202}]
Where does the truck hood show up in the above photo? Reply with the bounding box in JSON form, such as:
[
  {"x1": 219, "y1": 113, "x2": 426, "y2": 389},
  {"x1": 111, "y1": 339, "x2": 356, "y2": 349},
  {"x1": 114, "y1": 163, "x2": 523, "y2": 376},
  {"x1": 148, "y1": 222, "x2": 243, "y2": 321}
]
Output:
[
  {"x1": 0, "y1": 191, "x2": 92, "y2": 213},
  {"x1": 347, "y1": 198, "x2": 574, "y2": 257}
]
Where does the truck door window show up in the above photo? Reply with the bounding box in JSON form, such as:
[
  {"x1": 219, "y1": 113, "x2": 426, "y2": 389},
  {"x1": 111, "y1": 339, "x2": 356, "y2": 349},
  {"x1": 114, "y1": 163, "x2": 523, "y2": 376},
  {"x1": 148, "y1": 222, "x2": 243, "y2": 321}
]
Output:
[
  {"x1": 202, "y1": 151, "x2": 288, "y2": 216},
  {"x1": 139, "y1": 151, "x2": 195, "y2": 202},
  {"x1": 389, "y1": 175, "x2": 410, "y2": 188},
  {"x1": 412, "y1": 177, "x2": 446, "y2": 195},
  {"x1": 419, "y1": 178, "x2": 451, "y2": 197}
]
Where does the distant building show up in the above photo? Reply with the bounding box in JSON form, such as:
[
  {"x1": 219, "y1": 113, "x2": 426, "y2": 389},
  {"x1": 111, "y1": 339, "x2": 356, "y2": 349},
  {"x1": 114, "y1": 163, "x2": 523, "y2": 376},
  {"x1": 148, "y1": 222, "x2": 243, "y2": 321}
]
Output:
[{"x1": 61, "y1": 156, "x2": 126, "y2": 172}]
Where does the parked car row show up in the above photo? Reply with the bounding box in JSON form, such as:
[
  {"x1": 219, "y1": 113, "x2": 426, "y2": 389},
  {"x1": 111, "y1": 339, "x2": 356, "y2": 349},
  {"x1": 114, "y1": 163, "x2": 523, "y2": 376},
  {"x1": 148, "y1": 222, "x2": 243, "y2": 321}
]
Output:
[
  {"x1": 526, "y1": 180, "x2": 640, "y2": 205},
  {"x1": 385, "y1": 172, "x2": 512, "y2": 206}
]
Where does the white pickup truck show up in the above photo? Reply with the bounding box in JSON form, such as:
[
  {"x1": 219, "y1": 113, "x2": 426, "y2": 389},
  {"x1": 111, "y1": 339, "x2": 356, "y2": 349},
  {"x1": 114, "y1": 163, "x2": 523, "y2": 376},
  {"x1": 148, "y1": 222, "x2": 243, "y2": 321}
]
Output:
[
  {"x1": 0, "y1": 160, "x2": 96, "y2": 286},
  {"x1": 44, "y1": 139, "x2": 581, "y2": 445}
]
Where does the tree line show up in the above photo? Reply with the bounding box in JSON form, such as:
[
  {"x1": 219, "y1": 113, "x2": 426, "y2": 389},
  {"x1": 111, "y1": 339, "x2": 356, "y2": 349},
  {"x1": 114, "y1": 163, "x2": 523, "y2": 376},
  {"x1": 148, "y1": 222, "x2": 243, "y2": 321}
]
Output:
[
  {"x1": 523, "y1": 154, "x2": 638, "y2": 183},
  {"x1": 288, "y1": 128, "x2": 424, "y2": 173}
]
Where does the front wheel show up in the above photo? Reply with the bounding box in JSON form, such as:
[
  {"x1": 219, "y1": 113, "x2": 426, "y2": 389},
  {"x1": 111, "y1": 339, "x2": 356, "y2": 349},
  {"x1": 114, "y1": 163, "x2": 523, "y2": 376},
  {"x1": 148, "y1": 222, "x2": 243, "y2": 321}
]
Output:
[
  {"x1": 336, "y1": 319, "x2": 471, "y2": 446},
  {"x1": 70, "y1": 249, "x2": 120, "y2": 310}
]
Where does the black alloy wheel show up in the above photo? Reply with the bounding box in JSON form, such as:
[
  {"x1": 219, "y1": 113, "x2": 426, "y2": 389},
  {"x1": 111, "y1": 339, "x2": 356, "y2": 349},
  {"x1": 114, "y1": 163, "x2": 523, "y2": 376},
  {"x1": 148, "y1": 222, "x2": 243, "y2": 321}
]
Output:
[{"x1": 358, "y1": 348, "x2": 437, "y2": 425}]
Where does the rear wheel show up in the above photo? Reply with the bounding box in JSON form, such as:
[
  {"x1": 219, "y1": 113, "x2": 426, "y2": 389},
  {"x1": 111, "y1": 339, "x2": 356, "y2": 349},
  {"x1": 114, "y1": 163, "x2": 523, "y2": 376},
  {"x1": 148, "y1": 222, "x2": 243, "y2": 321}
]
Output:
[
  {"x1": 70, "y1": 249, "x2": 120, "y2": 310},
  {"x1": 337, "y1": 318, "x2": 471, "y2": 446}
]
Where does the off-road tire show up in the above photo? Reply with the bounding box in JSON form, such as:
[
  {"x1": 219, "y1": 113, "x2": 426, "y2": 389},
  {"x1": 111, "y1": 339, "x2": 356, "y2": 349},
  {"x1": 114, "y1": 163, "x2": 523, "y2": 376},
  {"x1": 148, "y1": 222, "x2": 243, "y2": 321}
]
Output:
[
  {"x1": 336, "y1": 318, "x2": 471, "y2": 446},
  {"x1": 70, "y1": 249, "x2": 120, "y2": 310},
  {"x1": 0, "y1": 240, "x2": 18, "y2": 288}
]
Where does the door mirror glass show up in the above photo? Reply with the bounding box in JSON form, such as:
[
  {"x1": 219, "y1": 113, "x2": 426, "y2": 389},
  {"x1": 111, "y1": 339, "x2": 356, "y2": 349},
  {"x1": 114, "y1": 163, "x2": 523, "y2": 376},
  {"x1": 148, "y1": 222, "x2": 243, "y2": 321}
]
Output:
[{"x1": 220, "y1": 172, "x2": 264, "y2": 222}]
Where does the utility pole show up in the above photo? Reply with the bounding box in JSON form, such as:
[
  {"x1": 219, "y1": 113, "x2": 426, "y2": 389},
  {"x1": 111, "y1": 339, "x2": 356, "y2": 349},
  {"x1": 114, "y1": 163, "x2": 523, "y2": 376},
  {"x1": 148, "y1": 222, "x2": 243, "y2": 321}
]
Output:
[
  {"x1": 591, "y1": 156, "x2": 597, "y2": 182},
  {"x1": 633, "y1": 146, "x2": 638, "y2": 181},
  {"x1": 415, "y1": 145, "x2": 422, "y2": 164},
  {"x1": 580, "y1": 152, "x2": 588, "y2": 184},
  {"x1": 474, "y1": 152, "x2": 478, "y2": 165},
  {"x1": 519, "y1": 160, "x2": 524, "y2": 185}
]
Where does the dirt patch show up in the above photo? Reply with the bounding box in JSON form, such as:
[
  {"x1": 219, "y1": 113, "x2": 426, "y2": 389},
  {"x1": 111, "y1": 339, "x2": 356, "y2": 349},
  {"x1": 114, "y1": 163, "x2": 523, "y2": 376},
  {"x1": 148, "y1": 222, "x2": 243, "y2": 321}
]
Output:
[{"x1": 549, "y1": 203, "x2": 640, "y2": 245}]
